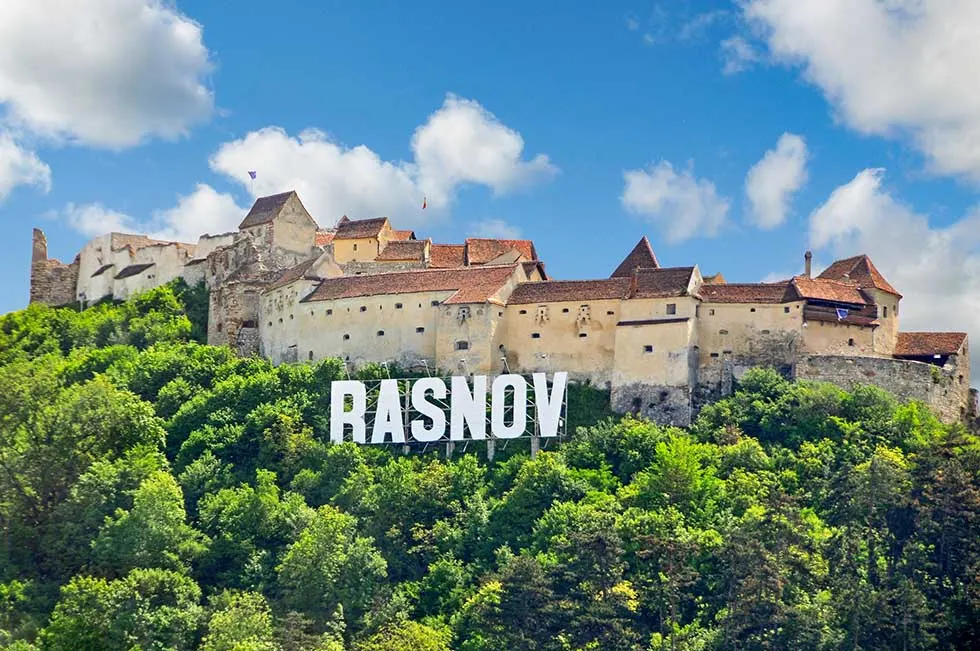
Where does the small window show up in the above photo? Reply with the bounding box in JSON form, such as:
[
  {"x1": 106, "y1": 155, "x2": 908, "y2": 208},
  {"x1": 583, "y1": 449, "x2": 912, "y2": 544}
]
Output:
[
  {"x1": 710, "y1": 352, "x2": 719, "y2": 358},
  {"x1": 719, "y1": 329, "x2": 728, "y2": 335},
  {"x1": 666, "y1": 303, "x2": 676, "y2": 315},
  {"x1": 784, "y1": 306, "x2": 790, "y2": 313},
  {"x1": 562, "y1": 308, "x2": 570, "y2": 313},
  {"x1": 416, "y1": 327, "x2": 425, "y2": 333},
  {"x1": 343, "y1": 334, "x2": 350, "y2": 340},
  {"x1": 395, "y1": 303, "x2": 403, "y2": 309},
  {"x1": 761, "y1": 329, "x2": 770, "y2": 334},
  {"x1": 308, "y1": 351, "x2": 314, "y2": 360},
  {"x1": 289, "y1": 314, "x2": 294, "y2": 320},
  {"x1": 723, "y1": 349, "x2": 732, "y2": 354},
  {"x1": 217, "y1": 323, "x2": 223, "y2": 332},
  {"x1": 848, "y1": 338, "x2": 855, "y2": 347},
  {"x1": 531, "y1": 332, "x2": 541, "y2": 339},
  {"x1": 519, "y1": 309, "x2": 528, "y2": 314},
  {"x1": 267, "y1": 321, "x2": 272, "y2": 327},
  {"x1": 353, "y1": 243, "x2": 358, "y2": 251},
  {"x1": 709, "y1": 308, "x2": 715, "y2": 316},
  {"x1": 377, "y1": 330, "x2": 385, "y2": 337},
  {"x1": 882, "y1": 306, "x2": 888, "y2": 318},
  {"x1": 644, "y1": 345, "x2": 654, "y2": 353},
  {"x1": 278, "y1": 318, "x2": 283, "y2": 324},
  {"x1": 326, "y1": 309, "x2": 333, "y2": 315},
  {"x1": 431, "y1": 300, "x2": 440, "y2": 306},
  {"x1": 455, "y1": 341, "x2": 469, "y2": 350},
  {"x1": 360, "y1": 306, "x2": 367, "y2": 312},
  {"x1": 579, "y1": 333, "x2": 588, "y2": 338},
  {"x1": 750, "y1": 308, "x2": 756, "y2": 312},
  {"x1": 607, "y1": 310, "x2": 615, "y2": 316},
  {"x1": 310, "y1": 310, "x2": 314, "y2": 316}
]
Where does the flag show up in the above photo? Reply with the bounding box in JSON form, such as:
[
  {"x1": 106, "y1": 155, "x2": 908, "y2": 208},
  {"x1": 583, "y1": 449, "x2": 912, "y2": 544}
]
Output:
[
  {"x1": 422, "y1": 196, "x2": 427, "y2": 210},
  {"x1": 248, "y1": 170, "x2": 257, "y2": 180},
  {"x1": 836, "y1": 308, "x2": 848, "y2": 321}
]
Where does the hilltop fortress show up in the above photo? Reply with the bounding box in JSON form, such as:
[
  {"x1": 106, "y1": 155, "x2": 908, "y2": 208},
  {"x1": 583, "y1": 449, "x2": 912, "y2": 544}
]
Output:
[{"x1": 30, "y1": 190, "x2": 974, "y2": 425}]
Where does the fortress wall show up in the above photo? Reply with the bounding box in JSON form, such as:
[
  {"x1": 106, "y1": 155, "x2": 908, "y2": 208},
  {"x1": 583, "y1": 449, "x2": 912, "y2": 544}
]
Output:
[
  {"x1": 209, "y1": 282, "x2": 262, "y2": 350},
  {"x1": 261, "y1": 279, "x2": 322, "y2": 364},
  {"x1": 30, "y1": 228, "x2": 80, "y2": 306},
  {"x1": 698, "y1": 301, "x2": 803, "y2": 358},
  {"x1": 435, "y1": 303, "x2": 504, "y2": 376},
  {"x1": 801, "y1": 319, "x2": 877, "y2": 356},
  {"x1": 501, "y1": 298, "x2": 620, "y2": 387},
  {"x1": 194, "y1": 233, "x2": 237, "y2": 260},
  {"x1": 795, "y1": 354, "x2": 972, "y2": 424}
]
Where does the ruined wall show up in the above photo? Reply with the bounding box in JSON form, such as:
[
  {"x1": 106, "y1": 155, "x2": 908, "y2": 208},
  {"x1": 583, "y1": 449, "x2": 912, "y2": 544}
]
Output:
[
  {"x1": 795, "y1": 354, "x2": 972, "y2": 424},
  {"x1": 208, "y1": 282, "x2": 262, "y2": 349},
  {"x1": 30, "y1": 228, "x2": 80, "y2": 306}
]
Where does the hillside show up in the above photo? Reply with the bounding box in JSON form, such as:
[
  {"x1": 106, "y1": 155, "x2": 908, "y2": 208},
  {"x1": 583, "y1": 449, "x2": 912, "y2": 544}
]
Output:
[{"x1": 0, "y1": 281, "x2": 978, "y2": 650}]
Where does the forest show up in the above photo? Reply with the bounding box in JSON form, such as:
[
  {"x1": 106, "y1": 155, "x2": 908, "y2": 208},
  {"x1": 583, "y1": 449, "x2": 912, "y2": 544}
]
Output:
[{"x1": 0, "y1": 280, "x2": 978, "y2": 650}]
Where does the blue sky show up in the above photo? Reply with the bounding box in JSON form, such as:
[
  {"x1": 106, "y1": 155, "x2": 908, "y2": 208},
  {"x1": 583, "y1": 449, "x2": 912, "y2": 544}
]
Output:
[{"x1": 2, "y1": 0, "x2": 979, "y2": 346}]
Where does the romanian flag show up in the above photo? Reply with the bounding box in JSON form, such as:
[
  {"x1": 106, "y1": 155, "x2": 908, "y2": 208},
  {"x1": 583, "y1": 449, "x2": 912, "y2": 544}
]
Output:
[{"x1": 422, "y1": 196, "x2": 427, "y2": 210}]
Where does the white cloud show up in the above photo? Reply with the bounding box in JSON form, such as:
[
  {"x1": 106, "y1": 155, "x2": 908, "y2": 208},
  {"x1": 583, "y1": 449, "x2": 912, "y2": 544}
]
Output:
[
  {"x1": 60, "y1": 184, "x2": 243, "y2": 241},
  {"x1": 720, "y1": 35, "x2": 761, "y2": 75},
  {"x1": 209, "y1": 94, "x2": 555, "y2": 228},
  {"x1": 473, "y1": 218, "x2": 522, "y2": 240},
  {"x1": 808, "y1": 168, "x2": 980, "y2": 373},
  {"x1": 0, "y1": 0, "x2": 213, "y2": 147},
  {"x1": 0, "y1": 132, "x2": 50, "y2": 202},
  {"x1": 741, "y1": 0, "x2": 980, "y2": 180},
  {"x1": 621, "y1": 161, "x2": 730, "y2": 242},
  {"x1": 745, "y1": 133, "x2": 808, "y2": 229}
]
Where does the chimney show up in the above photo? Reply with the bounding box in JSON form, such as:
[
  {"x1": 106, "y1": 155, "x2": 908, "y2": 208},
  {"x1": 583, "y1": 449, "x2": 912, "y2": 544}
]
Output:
[{"x1": 804, "y1": 250, "x2": 812, "y2": 278}]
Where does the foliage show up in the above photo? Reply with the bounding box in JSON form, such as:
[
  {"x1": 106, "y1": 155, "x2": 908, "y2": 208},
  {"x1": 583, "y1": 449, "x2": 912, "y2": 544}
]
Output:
[{"x1": 0, "y1": 293, "x2": 977, "y2": 649}]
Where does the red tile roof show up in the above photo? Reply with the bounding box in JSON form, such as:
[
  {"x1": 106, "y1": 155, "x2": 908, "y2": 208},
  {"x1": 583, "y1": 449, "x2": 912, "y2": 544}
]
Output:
[
  {"x1": 390, "y1": 229, "x2": 416, "y2": 241},
  {"x1": 429, "y1": 244, "x2": 466, "y2": 268},
  {"x1": 239, "y1": 191, "x2": 295, "y2": 229},
  {"x1": 334, "y1": 217, "x2": 389, "y2": 240},
  {"x1": 702, "y1": 273, "x2": 726, "y2": 284},
  {"x1": 301, "y1": 265, "x2": 518, "y2": 304},
  {"x1": 818, "y1": 255, "x2": 901, "y2": 297},
  {"x1": 633, "y1": 267, "x2": 696, "y2": 298},
  {"x1": 611, "y1": 236, "x2": 660, "y2": 277},
  {"x1": 376, "y1": 239, "x2": 428, "y2": 261},
  {"x1": 465, "y1": 238, "x2": 538, "y2": 264},
  {"x1": 894, "y1": 332, "x2": 967, "y2": 357},
  {"x1": 315, "y1": 231, "x2": 335, "y2": 247},
  {"x1": 699, "y1": 282, "x2": 791, "y2": 304},
  {"x1": 790, "y1": 276, "x2": 868, "y2": 305},
  {"x1": 507, "y1": 278, "x2": 632, "y2": 305},
  {"x1": 267, "y1": 258, "x2": 320, "y2": 290}
]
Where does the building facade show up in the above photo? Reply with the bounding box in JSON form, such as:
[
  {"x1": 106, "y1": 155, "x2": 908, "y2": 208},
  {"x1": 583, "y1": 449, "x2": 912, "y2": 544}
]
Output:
[{"x1": 30, "y1": 190, "x2": 975, "y2": 425}]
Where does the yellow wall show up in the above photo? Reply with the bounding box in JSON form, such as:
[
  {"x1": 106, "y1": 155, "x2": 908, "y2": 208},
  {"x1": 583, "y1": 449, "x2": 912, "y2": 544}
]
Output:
[
  {"x1": 801, "y1": 319, "x2": 876, "y2": 356},
  {"x1": 612, "y1": 318, "x2": 696, "y2": 387},
  {"x1": 697, "y1": 301, "x2": 804, "y2": 358},
  {"x1": 333, "y1": 237, "x2": 381, "y2": 264}
]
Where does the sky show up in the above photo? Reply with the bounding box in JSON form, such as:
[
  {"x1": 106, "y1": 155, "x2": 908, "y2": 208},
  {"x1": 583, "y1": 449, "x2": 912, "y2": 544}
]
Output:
[{"x1": 2, "y1": 0, "x2": 980, "y2": 359}]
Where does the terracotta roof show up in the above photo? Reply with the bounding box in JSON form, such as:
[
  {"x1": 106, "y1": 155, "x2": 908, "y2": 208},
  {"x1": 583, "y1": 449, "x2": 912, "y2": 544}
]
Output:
[
  {"x1": 302, "y1": 265, "x2": 518, "y2": 304},
  {"x1": 334, "y1": 217, "x2": 389, "y2": 240},
  {"x1": 239, "y1": 191, "x2": 295, "y2": 229},
  {"x1": 507, "y1": 278, "x2": 631, "y2": 305},
  {"x1": 91, "y1": 264, "x2": 114, "y2": 277},
  {"x1": 818, "y1": 255, "x2": 901, "y2": 297},
  {"x1": 315, "y1": 231, "x2": 335, "y2": 247},
  {"x1": 376, "y1": 239, "x2": 428, "y2": 262},
  {"x1": 430, "y1": 244, "x2": 466, "y2": 268},
  {"x1": 391, "y1": 230, "x2": 416, "y2": 241},
  {"x1": 894, "y1": 332, "x2": 967, "y2": 357},
  {"x1": 611, "y1": 236, "x2": 660, "y2": 277},
  {"x1": 267, "y1": 259, "x2": 320, "y2": 290},
  {"x1": 702, "y1": 273, "x2": 726, "y2": 284},
  {"x1": 790, "y1": 276, "x2": 868, "y2": 305},
  {"x1": 699, "y1": 282, "x2": 791, "y2": 304},
  {"x1": 633, "y1": 267, "x2": 695, "y2": 298},
  {"x1": 465, "y1": 238, "x2": 537, "y2": 264},
  {"x1": 114, "y1": 263, "x2": 155, "y2": 279}
]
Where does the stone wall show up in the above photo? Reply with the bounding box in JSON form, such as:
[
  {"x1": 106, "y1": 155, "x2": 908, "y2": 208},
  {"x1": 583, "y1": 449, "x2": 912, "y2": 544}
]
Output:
[
  {"x1": 30, "y1": 229, "x2": 79, "y2": 306},
  {"x1": 611, "y1": 383, "x2": 694, "y2": 427},
  {"x1": 795, "y1": 354, "x2": 972, "y2": 423}
]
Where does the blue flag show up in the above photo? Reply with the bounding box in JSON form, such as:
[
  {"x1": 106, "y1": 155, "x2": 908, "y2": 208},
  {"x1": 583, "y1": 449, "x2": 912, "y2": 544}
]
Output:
[
  {"x1": 836, "y1": 308, "x2": 848, "y2": 321},
  {"x1": 248, "y1": 170, "x2": 257, "y2": 180}
]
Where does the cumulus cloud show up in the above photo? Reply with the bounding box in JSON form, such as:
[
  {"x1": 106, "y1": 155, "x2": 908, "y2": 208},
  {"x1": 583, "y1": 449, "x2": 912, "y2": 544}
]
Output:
[
  {"x1": 741, "y1": 0, "x2": 980, "y2": 180},
  {"x1": 0, "y1": 0, "x2": 213, "y2": 147},
  {"x1": 621, "y1": 161, "x2": 730, "y2": 242},
  {"x1": 60, "y1": 184, "x2": 244, "y2": 241},
  {"x1": 473, "y1": 218, "x2": 522, "y2": 240},
  {"x1": 210, "y1": 94, "x2": 555, "y2": 228},
  {"x1": 807, "y1": 168, "x2": 980, "y2": 372},
  {"x1": 745, "y1": 133, "x2": 808, "y2": 229},
  {"x1": 0, "y1": 132, "x2": 50, "y2": 202}
]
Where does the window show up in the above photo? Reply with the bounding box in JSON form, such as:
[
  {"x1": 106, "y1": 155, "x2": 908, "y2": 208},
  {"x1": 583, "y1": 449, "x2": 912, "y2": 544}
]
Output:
[
  {"x1": 761, "y1": 329, "x2": 771, "y2": 334},
  {"x1": 360, "y1": 306, "x2": 367, "y2": 312},
  {"x1": 607, "y1": 310, "x2": 615, "y2": 315},
  {"x1": 723, "y1": 350, "x2": 732, "y2": 354},
  {"x1": 416, "y1": 327, "x2": 425, "y2": 333},
  {"x1": 519, "y1": 309, "x2": 528, "y2": 314},
  {"x1": 395, "y1": 303, "x2": 403, "y2": 309},
  {"x1": 217, "y1": 323, "x2": 223, "y2": 332},
  {"x1": 750, "y1": 308, "x2": 756, "y2": 312},
  {"x1": 695, "y1": 305, "x2": 700, "y2": 317},
  {"x1": 719, "y1": 329, "x2": 728, "y2": 335},
  {"x1": 377, "y1": 330, "x2": 385, "y2": 337},
  {"x1": 278, "y1": 318, "x2": 283, "y2": 324},
  {"x1": 531, "y1": 332, "x2": 541, "y2": 339},
  {"x1": 666, "y1": 303, "x2": 676, "y2": 315},
  {"x1": 343, "y1": 334, "x2": 350, "y2": 340},
  {"x1": 883, "y1": 306, "x2": 888, "y2": 317},
  {"x1": 455, "y1": 341, "x2": 470, "y2": 350},
  {"x1": 431, "y1": 300, "x2": 440, "y2": 306},
  {"x1": 268, "y1": 321, "x2": 272, "y2": 327},
  {"x1": 784, "y1": 306, "x2": 790, "y2": 313},
  {"x1": 289, "y1": 314, "x2": 294, "y2": 319},
  {"x1": 562, "y1": 308, "x2": 570, "y2": 313},
  {"x1": 308, "y1": 351, "x2": 314, "y2": 360},
  {"x1": 326, "y1": 309, "x2": 333, "y2": 315},
  {"x1": 644, "y1": 345, "x2": 654, "y2": 353},
  {"x1": 710, "y1": 352, "x2": 719, "y2": 358},
  {"x1": 353, "y1": 243, "x2": 358, "y2": 251},
  {"x1": 848, "y1": 338, "x2": 855, "y2": 347},
  {"x1": 310, "y1": 310, "x2": 314, "y2": 316},
  {"x1": 709, "y1": 309, "x2": 715, "y2": 316},
  {"x1": 579, "y1": 333, "x2": 588, "y2": 338}
]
